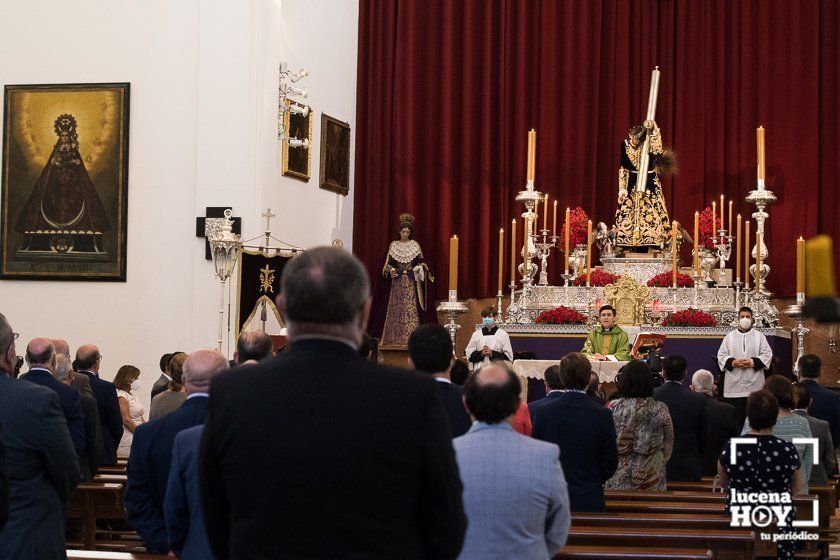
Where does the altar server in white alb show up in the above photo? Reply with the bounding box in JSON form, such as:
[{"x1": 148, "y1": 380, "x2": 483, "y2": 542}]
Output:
[
  {"x1": 717, "y1": 306, "x2": 773, "y2": 426},
  {"x1": 466, "y1": 306, "x2": 513, "y2": 372}
]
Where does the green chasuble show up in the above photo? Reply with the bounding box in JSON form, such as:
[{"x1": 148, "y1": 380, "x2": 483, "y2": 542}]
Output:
[{"x1": 581, "y1": 325, "x2": 631, "y2": 361}]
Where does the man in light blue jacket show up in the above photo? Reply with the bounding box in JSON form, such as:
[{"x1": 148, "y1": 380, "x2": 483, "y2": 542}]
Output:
[{"x1": 454, "y1": 363, "x2": 570, "y2": 560}]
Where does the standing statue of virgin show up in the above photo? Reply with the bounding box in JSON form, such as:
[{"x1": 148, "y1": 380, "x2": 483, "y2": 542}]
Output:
[{"x1": 369, "y1": 213, "x2": 436, "y2": 346}]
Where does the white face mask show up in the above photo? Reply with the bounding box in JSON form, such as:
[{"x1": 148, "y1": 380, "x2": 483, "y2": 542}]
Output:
[
  {"x1": 130, "y1": 379, "x2": 141, "y2": 392},
  {"x1": 738, "y1": 317, "x2": 752, "y2": 330}
]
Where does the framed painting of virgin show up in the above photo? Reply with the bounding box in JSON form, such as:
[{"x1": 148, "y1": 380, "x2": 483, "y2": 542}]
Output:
[{"x1": 1, "y1": 83, "x2": 130, "y2": 280}]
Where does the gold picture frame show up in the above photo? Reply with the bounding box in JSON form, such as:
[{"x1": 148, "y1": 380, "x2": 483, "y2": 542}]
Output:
[
  {"x1": 319, "y1": 113, "x2": 351, "y2": 196},
  {"x1": 281, "y1": 99, "x2": 312, "y2": 181},
  {"x1": 1, "y1": 82, "x2": 130, "y2": 281}
]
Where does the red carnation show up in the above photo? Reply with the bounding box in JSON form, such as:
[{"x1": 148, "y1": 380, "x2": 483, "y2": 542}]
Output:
[
  {"x1": 698, "y1": 207, "x2": 720, "y2": 251},
  {"x1": 559, "y1": 207, "x2": 591, "y2": 250},
  {"x1": 572, "y1": 269, "x2": 621, "y2": 287},
  {"x1": 662, "y1": 308, "x2": 717, "y2": 327},
  {"x1": 535, "y1": 305, "x2": 588, "y2": 325},
  {"x1": 647, "y1": 271, "x2": 695, "y2": 288}
]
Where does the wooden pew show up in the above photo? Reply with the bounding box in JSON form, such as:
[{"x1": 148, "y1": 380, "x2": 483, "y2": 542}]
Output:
[
  {"x1": 572, "y1": 511, "x2": 733, "y2": 531},
  {"x1": 68, "y1": 483, "x2": 125, "y2": 549},
  {"x1": 554, "y1": 545, "x2": 711, "y2": 559},
  {"x1": 567, "y1": 525, "x2": 753, "y2": 559},
  {"x1": 68, "y1": 552, "x2": 168, "y2": 559}
]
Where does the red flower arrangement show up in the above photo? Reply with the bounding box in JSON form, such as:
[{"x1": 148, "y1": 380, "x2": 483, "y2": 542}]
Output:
[
  {"x1": 698, "y1": 207, "x2": 720, "y2": 250},
  {"x1": 647, "y1": 271, "x2": 695, "y2": 288},
  {"x1": 662, "y1": 308, "x2": 717, "y2": 327},
  {"x1": 535, "y1": 306, "x2": 588, "y2": 325},
  {"x1": 572, "y1": 269, "x2": 620, "y2": 287},
  {"x1": 559, "y1": 207, "x2": 590, "y2": 250}
]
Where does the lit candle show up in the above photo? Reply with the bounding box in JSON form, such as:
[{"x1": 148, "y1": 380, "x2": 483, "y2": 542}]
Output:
[
  {"x1": 543, "y1": 194, "x2": 549, "y2": 232},
  {"x1": 564, "y1": 207, "x2": 571, "y2": 274},
  {"x1": 744, "y1": 220, "x2": 751, "y2": 290},
  {"x1": 510, "y1": 219, "x2": 517, "y2": 283},
  {"x1": 757, "y1": 126, "x2": 766, "y2": 181},
  {"x1": 653, "y1": 299, "x2": 660, "y2": 313},
  {"x1": 693, "y1": 211, "x2": 700, "y2": 276},
  {"x1": 552, "y1": 200, "x2": 558, "y2": 237},
  {"x1": 719, "y1": 195, "x2": 725, "y2": 229},
  {"x1": 735, "y1": 214, "x2": 742, "y2": 282},
  {"x1": 448, "y1": 235, "x2": 459, "y2": 293},
  {"x1": 498, "y1": 228, "x2": 504, "y2": 293},
  {"x1": 671, "y1": 221, "x2": 679, "y2": 287},
  {"x1": 586, "y1": 220, "x2": 592, "y2": 285},
  {"x1": 712, "y1": 201, "x2": 716, "y2": 230},
  {"x1": 796, "y1": 236, "x2": 805, "y2": 294},
  {"x1": 728, "y1": 200, "x2": 733, "y2": 234},
  {"x1": 756, "y1": 231, "x2": 763, "y2": 292},
  {"x1": 527, "y1": 129, "x2": 536, "y2": 182}
]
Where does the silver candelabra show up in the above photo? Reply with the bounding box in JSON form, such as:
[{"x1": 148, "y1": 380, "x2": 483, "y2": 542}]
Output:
[
  {"x1": 437, "y1": 294, "x2": 468, "y2": 354},
  {"x1": 746, "y1": 179, "x2": 779, "y2": 326},
  {"x1": 533, "y1": 229, "x2": 558, "y2": 286},
  {"x1": 714, "y1": 229, "x2": 733, "y2": 287},
  {"x1": 784, "y1": 292, "x2": 809, "y2": 374}
]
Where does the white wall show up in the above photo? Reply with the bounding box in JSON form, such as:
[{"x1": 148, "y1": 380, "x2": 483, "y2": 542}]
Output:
[{"x1": 0, "y1": 0, "x2": 359, "y2": 411}]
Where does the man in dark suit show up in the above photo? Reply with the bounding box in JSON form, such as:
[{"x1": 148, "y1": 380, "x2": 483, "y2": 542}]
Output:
[
  {"x1": 798, "y1": 354, "x2": 840, "y2": 448},
  {"x1": 528, "y1": 364, "x2": 565, "y2": 424},
  {"x1": 164, "y1": 425, "x2": 213, "y2": 559},
  {"x1": 408, "y1": 323, "x2": 472, "y2": 437},
  {"x1": 794, "y1": 383, "x2": 837, "y2": 484},
  {"x1": 654, "y1": 355, "x2": 710, "y2": 482},
  {"x1": 689, "y1": 369, "x2": 739, "y2": 477},
  {"x1": 55, "y1": 354, "x2": 104, "y2": 481},
  {"x1": 125, "y1": 349, "x2": 225, "y2": 554},
  {"x1": 0, "y1": 313, "x2": 79, "y2": 557},
  {"x1": 200, "y1": 247, "x2": 466, "y2": 559},
  {"x1": 75, "y1": 344, "x2": 123, "y2": 465},
  {"x1": 20, "y1": 338, "x2": 86, "y2": 458},
  {"x1": 531, "y1": 353, "x2": 617, "y2": 512},
  {"x1": 151, "y1": 353, "x2": 172, "y2": 401}
]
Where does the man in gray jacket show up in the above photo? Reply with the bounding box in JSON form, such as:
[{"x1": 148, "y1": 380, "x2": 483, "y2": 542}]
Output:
[{"x1": 454, "y1": 363, "x2": 570, "y2": 560}]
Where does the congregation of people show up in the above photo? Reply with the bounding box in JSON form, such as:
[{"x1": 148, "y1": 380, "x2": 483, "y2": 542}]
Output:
[{"x1": 0, "y1": 247, "x2": 838, "y2": 559}]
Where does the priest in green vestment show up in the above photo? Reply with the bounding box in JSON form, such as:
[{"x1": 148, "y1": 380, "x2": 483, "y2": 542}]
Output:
[{"x1": 581, "y1": 305, "x2": 631, "y2": 361}]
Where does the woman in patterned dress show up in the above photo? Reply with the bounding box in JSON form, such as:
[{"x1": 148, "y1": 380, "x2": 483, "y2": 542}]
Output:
[
  {"x1": 605, "y1": 360, "x2": 674, "y2": 491},
  {"x1": 369, "y1": 213, "x2": 436, "y2": 346}
]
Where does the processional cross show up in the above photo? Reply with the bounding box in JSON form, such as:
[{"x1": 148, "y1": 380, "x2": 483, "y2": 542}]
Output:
[{"x1": 261, "y1": 208, "x2": 276, "y2": 247}]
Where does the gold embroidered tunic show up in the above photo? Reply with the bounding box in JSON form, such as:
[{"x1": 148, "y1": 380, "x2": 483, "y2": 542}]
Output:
[{"x1": 615, "y1": 126, "x2": 670, "y2": 248}]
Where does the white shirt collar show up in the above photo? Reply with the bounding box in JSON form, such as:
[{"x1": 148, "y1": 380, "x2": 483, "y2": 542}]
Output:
[
  {"x1": 162, "y1": 373, "x2": 172, "y2": 381},
  {"x1": 187, "y1": 392, "x2": 209, "y2": 400},
  {"x1": 433, "y1": 377, "x2": 452, "y2": 384}
]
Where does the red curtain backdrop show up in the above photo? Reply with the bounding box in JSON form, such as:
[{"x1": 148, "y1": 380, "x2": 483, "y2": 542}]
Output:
[{"x1": 354, "y1": 0, "x2": 839, "y2": 299}]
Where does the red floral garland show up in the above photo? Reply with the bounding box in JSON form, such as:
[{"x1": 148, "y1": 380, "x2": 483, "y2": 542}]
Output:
[
  {"x1": 559, "y1": 207, "x2": 590, "y2": 250},
  {"x1": 572, "y1": 269, "x2": 621, "y2": 287},
  {"x1": 535, "y1": 306, "x2": 588, "y2": 324},
  {"x1": 662, "y1": 308, "x2": 717, "y2": 327},
  {"x1": 698, "y1": 207, "x2": 720, "y2": 250},
  {"x1": 647, "y1": 271, "x2": 695, "y2": 288}
]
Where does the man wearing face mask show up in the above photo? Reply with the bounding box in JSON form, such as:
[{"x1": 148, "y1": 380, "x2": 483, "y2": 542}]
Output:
[
  {"x1": 465, "y1": 306, "x2": 513, "y2": 372},
  {"x1": 717, "y1": 307, "x2": 773, "y2": 426},
  {"x1": 582, "y1": 305, "x2": 631, "y2": 362}
]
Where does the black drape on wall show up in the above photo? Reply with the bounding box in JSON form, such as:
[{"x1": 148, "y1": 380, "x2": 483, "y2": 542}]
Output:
[{"x1": 354, "y1": 0, "x2": 840, "y2": 299}]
